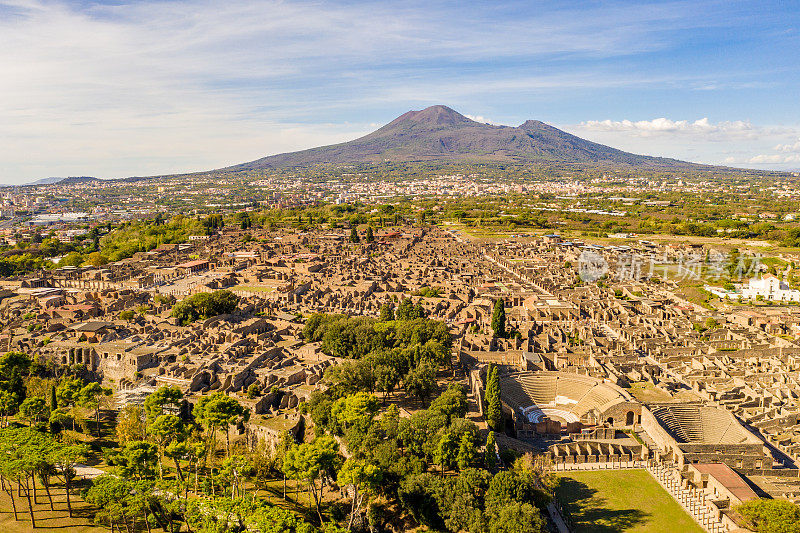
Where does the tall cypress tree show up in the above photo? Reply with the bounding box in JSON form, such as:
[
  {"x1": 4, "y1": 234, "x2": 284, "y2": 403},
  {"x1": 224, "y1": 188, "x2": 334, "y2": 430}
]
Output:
[
  {"x1": 485, "y1": 431, "x2": 497, "y2": 471},
  {"x1": 485, "y1": 365, "x2": 503, "y2": 431},
  {"x1": 50, "y1": 384, "x2": 58, "y2": 412},
  {"x1": 484, "y1": 364, "x2": 495, "y2": 411},
  {"x1": 491, "y1": 299, "x2": 506, "y2": 338}
]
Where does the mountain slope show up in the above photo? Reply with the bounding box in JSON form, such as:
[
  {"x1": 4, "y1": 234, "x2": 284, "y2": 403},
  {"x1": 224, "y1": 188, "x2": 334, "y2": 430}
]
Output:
[{"x1": 226, "y1": 105, "x2": 709, "y2": 171}]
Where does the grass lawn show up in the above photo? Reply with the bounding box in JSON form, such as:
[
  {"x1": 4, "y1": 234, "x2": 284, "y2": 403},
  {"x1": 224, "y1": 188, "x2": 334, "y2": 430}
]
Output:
[{"x1": 555, "y1": 469, "x2": 704, "y2": 533}]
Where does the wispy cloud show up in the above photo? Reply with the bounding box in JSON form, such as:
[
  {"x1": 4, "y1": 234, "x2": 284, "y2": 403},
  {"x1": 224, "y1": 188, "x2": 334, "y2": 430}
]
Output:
[
  {"x1": 465, "y1": 115, "x2": 498, "y2": 125},
  {"x1": 748, "y1": 154, "x2": 800, "y2": 164},
  {"x1": 745, "y1": 137, "x2": 800, "y2": 165},
  {"x1": 565, "y1": 118, "x2": 800, "y2": 170},
  {"x1": 775, "y1": 138, "x2": 800, "y2": 152},
  {"x1": 577, "y1": 118, "x2": 757, "y2": 139}
]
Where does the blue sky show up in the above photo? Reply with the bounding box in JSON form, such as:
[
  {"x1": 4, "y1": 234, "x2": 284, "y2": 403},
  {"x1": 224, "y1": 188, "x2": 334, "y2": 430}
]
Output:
[{"x1": 1, "y1": 0, "x2": 800, "y2": 183}]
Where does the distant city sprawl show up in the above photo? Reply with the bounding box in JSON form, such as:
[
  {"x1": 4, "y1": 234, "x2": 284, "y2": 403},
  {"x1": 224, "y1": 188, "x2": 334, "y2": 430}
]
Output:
[{"x1": 0, "y1": 165, "x2": 798, "y2": 531}]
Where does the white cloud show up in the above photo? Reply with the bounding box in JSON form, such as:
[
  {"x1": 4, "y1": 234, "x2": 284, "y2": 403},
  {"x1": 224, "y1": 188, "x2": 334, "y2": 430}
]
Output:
[
  {"x1": 578, "y1": 117, "x2": 756, "y2": 138},
  {"x1": 563, "y1": 118, "x2": 800, "y2": 171},
  {"x1": 774, "y1": 138, "x2": 800, "y2": 152},
  {"x1": 465, "y1": 115, "x2": 498, "y2": 125},
  {"x1": 738, "y1": 136, "x2": 800, "y2": 166},
  {"x1": 748, "y1": 154, "x2": 800, "y2": 164}
]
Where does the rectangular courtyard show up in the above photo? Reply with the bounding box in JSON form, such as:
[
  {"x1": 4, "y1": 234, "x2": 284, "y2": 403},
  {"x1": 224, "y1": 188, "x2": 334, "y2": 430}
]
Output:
[{"x1": 555, "y1": 469, "x2": 705, "y2": 533}]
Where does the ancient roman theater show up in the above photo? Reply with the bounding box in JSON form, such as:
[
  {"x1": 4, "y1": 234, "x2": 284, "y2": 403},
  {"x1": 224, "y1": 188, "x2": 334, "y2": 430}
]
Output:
[{"x1": 499, "y1": 370, "x2": 641, "y2": 434}]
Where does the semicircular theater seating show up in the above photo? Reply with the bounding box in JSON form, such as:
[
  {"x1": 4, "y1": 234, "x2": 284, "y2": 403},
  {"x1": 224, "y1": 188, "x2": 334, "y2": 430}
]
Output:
[
  {"x1": 649, "y1": 404, "x2": 754, "y2": 444},
  {"x1": 499, "y1": 370, "x2": 628, "y2": 424}
]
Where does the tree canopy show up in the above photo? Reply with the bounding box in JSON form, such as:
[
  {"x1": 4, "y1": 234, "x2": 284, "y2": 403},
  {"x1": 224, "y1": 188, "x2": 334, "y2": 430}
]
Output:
[{"x1": 171, "y1": 289, "x2": 240, "y2": 325}]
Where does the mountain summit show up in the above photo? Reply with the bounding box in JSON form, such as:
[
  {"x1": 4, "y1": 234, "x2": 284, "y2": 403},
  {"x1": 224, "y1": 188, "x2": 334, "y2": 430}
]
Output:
[{"x1": 226, "y1": 105, "x2": 705, "y2": 171}]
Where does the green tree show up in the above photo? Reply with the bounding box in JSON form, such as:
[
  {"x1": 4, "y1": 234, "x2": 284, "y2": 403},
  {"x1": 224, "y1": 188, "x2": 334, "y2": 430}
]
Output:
[
  {"x1": 404, "y1": 362, "x2": 437, "y2": 405},
  {"x1": 398, "y1": 473, "x2": 445, "y2": 530},
  {"x1": 396, "y1": 297, "x2": 425, "y2": 320},
  {"x1": 116, "y1": 404, "x2": 146, "y2": 445},
  {"x1": 442, "y1": 468, "x2": 492, "y2": 532},
  {"x1": 110, "y1": 441, "x2": 159, "y2": 480},
  {"x1": 149, "y1": 413, "x2": 186, "y2": 480},
  {"x1": 48, "y1": 409, "x2": 71, "y2": 439},
  {"x1": 193, "y1": 391, "x2": 247, "y2": 457},
  {"x1": 488, "y1": 501, "x2": 545, "y2": 533},
  {"x1": 485, "y1": 365, "x2": 503, "y2": 431},
  {"x1": 435, "y1": 430, "x2": 459, "y2": 474},
  {"x1": 221, "y1": 454, "x2": 254, "y2": 499},
  {"x1": 0, "y1": 427, "x2": 57, "y2": 526},
  {"x1": 78, "y1": 382, "x2": 112, "y2": 436},
  {"x1": 457, "y1": 432, "x2": 477, "y2": 471},
  {"x1": 171, "y1": 289, "x2": 240, "y2": 325},
  {"x1": 53, "y1": 441, "x2": 89, "y2": 517},
  {"x1": 249, "y1": 502, "x2": 310, "y2": 532},
  {"x1": 84, "y1": 251, "x2": 109, "y2": 267},
  {"x1": 485, "y1": 470, "x2": 549, "y2": 514},
  {"x1": 283, "y1": 435, "x2": 340, "y2": 523},
  {"x1": 0, "y1": 390, "x2": 14, "y2": 427},
  {"x1": 379, "y1": 303, "x2": 395, "y2": 322},
  {"x1": 56, "y1": 376, "x2": 84, "y2": 430},
  {"x1": 398, "y1": 410, "x2": 448, "y2": 465},
  {"x1": 246, "y1": 383, "x2": 262, "y2": 398},
  {"x1": 49, "y1": 383, "x2": 57, "y2": 412},
  {"x1": 83, "y1": 475, "x2": 154, "y2": 532},
  {"x1": 365, "y1": 226, "x2": 375, "y2": 243},
  {"x1": 485, "y1": 431, "x2": 498, "y2": 471},
  {"x1": 430, "y1": 383, "x2": 468, "y2": 424},
  {"x1": 273, "y1": 431, "x2": 296, "y2": 500},
  {"x1": 0, "y1": 351, "x2": 32, "y2": 416},
  {"x1": 330, "y1": 392, "x2": 380, "y2": 436},
  {"x1": 491, "y1": 299, "x2": 506, "y2": 338},
  {"x1": 143, "y1": 385, "x2": 183, "y2": 422},
  {"x1": 736, "y1": 499, "x2": 800, "y2": 533},
  {"x1": 19, "y1": 396, "x2": 49, "y2": 426},
  {"x1": 240, "y1": 212, "x2": 252, "y2": 230},
  {"x1": 374, "y1": 361, "x2": 401, "y2": 403},
  {"x1": 350, "y1": 227, "x2": 360, "y2": 244},
  {"x1": 337, "y1": 458, "x2": 382, "y2": 530}
]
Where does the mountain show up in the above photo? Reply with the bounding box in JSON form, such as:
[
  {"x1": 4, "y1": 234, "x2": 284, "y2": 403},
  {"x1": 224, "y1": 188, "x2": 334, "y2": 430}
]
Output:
[
  {"x1": 225, "y1": 105, "x2": 711, "y2": 172},
  {"x1": 19, "y1": 176, "x2": 101, "y2": 187},
  {"x1": 26, "y1": 177, "x2": 65, "y2": 185},
  {"x1": 57, "y1": 176, "x2": 102, "y2": 185}
]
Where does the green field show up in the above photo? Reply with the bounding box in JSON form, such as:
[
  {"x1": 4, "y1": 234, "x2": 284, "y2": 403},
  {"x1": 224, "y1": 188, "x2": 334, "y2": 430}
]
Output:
[{"x1": 556, "y1": 469, "x2": 704, "y2": 533}]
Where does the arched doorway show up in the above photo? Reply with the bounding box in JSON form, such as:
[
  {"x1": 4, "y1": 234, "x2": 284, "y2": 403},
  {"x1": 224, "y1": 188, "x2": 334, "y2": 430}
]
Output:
[{"x1": 626, "y1": 411, "x2": 635, "y2": 426}]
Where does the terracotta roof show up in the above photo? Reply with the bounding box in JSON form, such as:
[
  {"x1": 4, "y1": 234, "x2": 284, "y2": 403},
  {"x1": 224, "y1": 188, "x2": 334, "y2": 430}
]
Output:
[
  {"x1": 692, "y1": 463, "x2": 758, "y2": 502},
  {"x1": 177, "y1": 259, "x2": 209, "y2": 268}
]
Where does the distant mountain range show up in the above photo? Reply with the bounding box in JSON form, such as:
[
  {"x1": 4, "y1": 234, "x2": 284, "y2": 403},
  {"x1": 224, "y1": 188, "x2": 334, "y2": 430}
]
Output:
[
  {"x1": 225, "y1": 105, "x2": 716, "y2": 172},
  {"x1": 10, "y1": 106, "x2": 769, "y2": 187},
  {"x1": 26, "y1": 177, "x2": 65, "y2": 185},
  {"x1": 20, "y1": 176, "x2": 100, "y2": 186}
]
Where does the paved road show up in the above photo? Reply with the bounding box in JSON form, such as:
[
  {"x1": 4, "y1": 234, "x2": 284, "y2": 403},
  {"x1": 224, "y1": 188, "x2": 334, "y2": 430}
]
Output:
[{"x1": 74, "y1": 463, "x2": 106, "y2": 480}]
